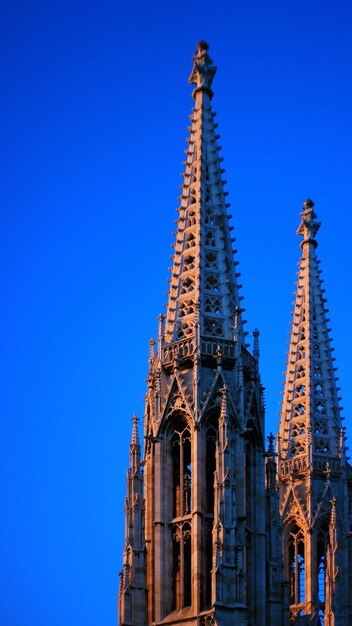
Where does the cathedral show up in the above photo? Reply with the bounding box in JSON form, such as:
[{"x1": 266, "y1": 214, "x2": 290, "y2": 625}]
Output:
[{"x1": 118, "y1": 42, "x2": 352, "y2": 626}]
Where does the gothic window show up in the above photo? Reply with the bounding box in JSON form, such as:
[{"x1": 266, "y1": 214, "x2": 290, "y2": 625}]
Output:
[
  {"x1": 293, "y1": 403, "x2": 305, "y2": 417},
  {"x1": 205, "y1": 275, "x2": 220, "y2": 292},
  {"x1": 289, "y1": 438, "x2": 306, "y2": 456},
  {"x1": 205, "y1": 421, "x2": 217, "y2": 514},
  {"x1": 205, "y1": 230, "x2": 216, "y2": 247},
  {"x1": 204, "y1": 519, "x2": 213, "y2": 609},
  {"x1": 291, "y1": 422, "x2": 306, "y2": 437},
  {"x1": 205, "y1": 252, "x2": 218, "y2": 269},
  {"x1": 297, "y1": 346, "x2": 306, "y2": 360},
  {"x1": 204, "y1": 296, "x2": 222, "y2": 316},
  {"x1": 314, "y1": 382, "x2": 324, "y2": 397},
  {"x1": 185, "y1": 232, "x2": 195, "y2": 249},
  {"x1": 172, "y1": 521, "x2": 192, "y2": 610},
  {"x1": 189, "y1": 188, "x2": 196, "y2": 205},
  {"x1": 313, "y1": 344, "x2": 321, "y2": 359},
  {"x1": 317, "y1": 523, "x2": 329, "y2": 618},
  {"x1": 313, "y1": 364, "x2": 322, "y2": 378},
  {"x1": 178, "y1": 299, "x2": 194, "y2": 318},
  {"x1": 171, "y1": 419, "x2": 192, "y2": 519},
  {"x1": 314, "y1": 402, "x2": 326, "y2": 415},
  {"x1": 180, "y1": 277, "x2": 194, "y2": 294},
  {"x1": 204, "y1": 318, "x2": 223, "y2": 337},
  {"x1": 295, "y1": 384, "x2": 305, "y2": 396},
  {"x1": 186, "y1": 210, "x2": 196, "y2": 227},
  {"x1": 299, "y1": 328, "x2": 306, "y2": 341},
  {"x1": 314, "y1": 439, "x2": 330, "y2": 454},
  {"x1": 288, "y1": 525, "x2": 305, "y2": 606},
  {"x1": 203, "y1": 416, "x2": 218, "y2": 610},
  {"x1": 314, "y1": 420, "x2": 328, "y2": 435},
  {"x1": 245, "y1": 438, "x2": 254, "y2": 523},
  {"x1": 176, "y1": 320, "x2": 193, "y2": 339},
  {"x1": 183, "y1": 254, "x2": 195, "y2": 272},
  {"x1": 205, "y1": 208, "x2": 216, "y2": 225},
  {"x1": 296, "y1": 365, "x2": 305, "y2": 379}
]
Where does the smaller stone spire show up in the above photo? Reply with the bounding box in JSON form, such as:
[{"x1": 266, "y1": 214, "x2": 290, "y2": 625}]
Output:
[
  {"x1": 297, "y1": 199, "x2": 321, "y2": 248},
  {"x1": 189, "y1": 40, "x2": 217, "y2": 99},
  {"x1": 279, "y1": 199, "x2": 344, "y2": 467}
]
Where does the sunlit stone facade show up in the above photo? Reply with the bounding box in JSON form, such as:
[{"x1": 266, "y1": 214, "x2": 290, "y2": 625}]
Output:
[{"x1": 118, "y1": 43, "x2": 352, "y2": 626}]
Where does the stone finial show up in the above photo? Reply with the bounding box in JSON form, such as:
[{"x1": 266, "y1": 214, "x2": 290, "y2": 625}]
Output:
[
  {"x1": 189, "y1": 41, "x2": 217, "y2": 99},
  {"x1": 149, "y1": 338, "x2": 155, "y2": 361},
  {"x1": 253, "y1": 328, "x2": 260, "y2": 361},
  {"x1": 131, "y1": 413, "x2": 140, "y2": 446},
  {"x1": 297, "y1": 199, "x2": 321, "y2": 248},
  {"x1": 267, "y1": 433, "x2": 275, "y2": 454}
]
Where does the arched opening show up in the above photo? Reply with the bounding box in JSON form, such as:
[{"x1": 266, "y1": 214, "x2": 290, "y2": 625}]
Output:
[
  {"x1": 317, "y1": 522, "x2": 329, "y2": 620},
  {"x1": 172, "y1": 521, "x2": 192, "y2": 610},
  {"x1": 288, "y1": 524, "x2": 305, "y2": 606},
  {"x1": 203, "y1": 413, "x2": 219, "y2": 610},
  {"x1": 170, "y1": 416, "x2": 192, "y2": 611},
  {"x1": 171, "y1": 418, "x2": 192, "y2": 518},
  {"x1": 244, "y1": 431, "x2": 256, "y2": 607}
]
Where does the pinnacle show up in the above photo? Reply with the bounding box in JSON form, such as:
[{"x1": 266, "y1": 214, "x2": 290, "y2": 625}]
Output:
[
  {"x1": 131, "y1": 414, "x2": 140, "y2": 446},
  {"x1": 279, "y1": 202, "x2": 345, "y2": 467}
]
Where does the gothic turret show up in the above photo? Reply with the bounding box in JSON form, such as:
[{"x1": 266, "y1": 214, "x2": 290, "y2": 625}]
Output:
[
  {"x1": 278, "y1": 201, "x2": 352, "y2": 626},
  {"x1": 119, "y1": 415, "x2": 146, "y2": 626}
]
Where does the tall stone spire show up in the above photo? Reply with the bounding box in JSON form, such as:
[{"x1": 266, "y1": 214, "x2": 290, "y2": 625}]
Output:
[
  {"x1": 278, "y1": 200, "x2": 351, "y2": 625},
  {"x1": 279, "y1": 200, "x2": 344, "y2": 470},
  {"x1": 165, "y1": 41, "x2": 243, "y2": 346},
  {"x1": 138, "y1": 42, "x2": 270, "y2": 626}
]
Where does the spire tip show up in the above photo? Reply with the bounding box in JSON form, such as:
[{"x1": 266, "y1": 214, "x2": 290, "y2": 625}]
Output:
[
  {"x1": 189, "y1": 40, "x2": 217, "y2": 99},
  {"x1": 297, "y1": 198, "x2": 320, "y2": 247}
]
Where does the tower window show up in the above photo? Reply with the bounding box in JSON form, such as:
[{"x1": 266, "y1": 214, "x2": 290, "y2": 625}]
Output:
[
  {"x1": 205, "y1": 252, "x2": 218, "y2": 269},
  {"x1": 288, "y1": 525, "x2": 305, "y2": 606},
  {"x1": 171, "y1": 419, "x2": 192, "y2": 611},
  {"x1": 171, "y1": 420, "x2": 192, "y2": 518},
  {"x1": 172, "y1": 521, "x2": 192, "y2": 610},
  {"x1": 317, "y1": 523, "x2": 329, "y2": 618},
  {"x1": 205, "y1": 230, "x2": 216, "y2": 247}
]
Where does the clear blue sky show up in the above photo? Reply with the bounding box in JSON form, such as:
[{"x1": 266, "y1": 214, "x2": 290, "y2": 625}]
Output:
[{"x1": 1, "y1": 2, "x2": 352, "y2": 625}]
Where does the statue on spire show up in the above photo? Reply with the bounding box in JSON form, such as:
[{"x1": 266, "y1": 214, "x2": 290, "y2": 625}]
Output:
[
  {"x1": 189, "y1": 40, "x2": 217, "y2": 99},
  {"x1": 297, "y1": 198, "x2": 321, "y2": 247}
]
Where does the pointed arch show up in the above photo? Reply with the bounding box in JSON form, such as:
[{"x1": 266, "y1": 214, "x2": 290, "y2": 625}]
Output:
[
  {"x1": 167, "y1": 413, "x2": 193, "y2": 612},
  {"x1": 285, "y1": 522, "x2": 306, "y2": 608},
  {"x1": 316, "y1": 517, "x2": 330, "y2": 620}
]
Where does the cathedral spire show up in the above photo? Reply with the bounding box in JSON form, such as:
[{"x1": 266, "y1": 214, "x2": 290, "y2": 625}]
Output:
[
  {"x1": 164, "y1": 42, "x2": 243, "y2": 347},
  {"x1": 279, "y1": 200, "x2": 344, "y2": 470}
]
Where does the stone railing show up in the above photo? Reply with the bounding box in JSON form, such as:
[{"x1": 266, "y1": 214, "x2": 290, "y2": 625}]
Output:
[
  {"x1": 312, "y1": 454, "x2": 342, "y2": 473},
  {"x1": 280, "y1": 454, "x2": 342, "y2": 476},
  {"x1": 201, "y1": 337, "x2": 236, "y2": 360},
  {"x1": 280, "y1": 456, "x2": 308, "y2": 476},
  {"x1": 162, "y1": 337, "x2": 195, "y2": 364}
]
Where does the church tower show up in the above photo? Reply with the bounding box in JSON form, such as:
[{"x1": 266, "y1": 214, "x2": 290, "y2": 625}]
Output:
[
  {"x1": 118, "y1": 42, "x2": 280, "y2": 626},
  {"x1": 278, "y1": 200, "x2": 352, "y2": 625}
]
